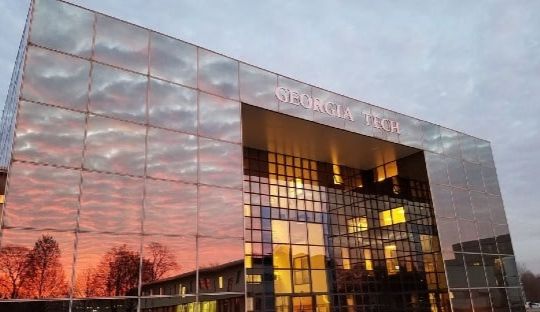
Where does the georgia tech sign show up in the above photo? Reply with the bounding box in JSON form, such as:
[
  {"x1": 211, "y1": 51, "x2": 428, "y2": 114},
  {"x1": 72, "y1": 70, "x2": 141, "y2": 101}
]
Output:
[{"x1": 274, "y1": 87, "x2": 400, "y2": 134}]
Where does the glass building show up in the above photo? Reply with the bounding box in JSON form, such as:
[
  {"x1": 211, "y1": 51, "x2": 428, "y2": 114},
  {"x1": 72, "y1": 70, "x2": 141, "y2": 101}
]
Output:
[{"x1": 0, "y1": 1, "x2": 525, "y2": 311}]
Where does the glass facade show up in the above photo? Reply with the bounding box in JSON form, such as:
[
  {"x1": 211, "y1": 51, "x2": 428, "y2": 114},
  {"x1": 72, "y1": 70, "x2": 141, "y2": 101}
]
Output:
[{"x1": 0, "y1": 0, "x2": 524, "y2": 311}]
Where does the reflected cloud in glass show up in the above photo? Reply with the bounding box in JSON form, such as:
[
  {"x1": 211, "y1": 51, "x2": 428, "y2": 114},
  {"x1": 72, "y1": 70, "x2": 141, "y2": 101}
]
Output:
[
  {"x1": 198, "y1": 49, "x2": 238, "y2": 100},
  {"x1": 149, "y1": 32, "x2": 197, "y2": 87},
  {"x1": 90, "y1": 63, "x2": 147, "y2": 123},
  {"x1": 239, "y1": 63, "x2": 277, "y2": 111},
  {"x1": 13, "y1": 101, "x2": 85, "y2": 167},
  {"x1": 149, "y1": 78, "x2": 197, "y2": 133},
  {"x1": 22, "y1": 46, "x2": 90, "y2": 111},
  {"x1": 94, "y1": 14, "x2": 149, "y2": 74},
  {"x1": 30, "y1": 0, "x2": 94, "y2": 58},
  {"x1": 84, "y1": 115, "x2": 146, "y2": 175},
  {"x1": 4, "y1": 162, "x2": 79, "y2": 230},
  {"x1": 198, "y1": 237, "x2": 243, "y2": 269},
  {"x1": 79, "y1": 171, "x2": 143, "y2": 233},
  {"x1": 198, "y1": 138, "x2": 242, "y2": 188},
  {"x1": 198, "y1": 185, "x2": 243, "y2": 238},
  {"x1": 143, "y1": 179, "x2": 197, "y2": 236},
  {"x1": 198, "y1": 91, "x2": 241, "y2": 143}
]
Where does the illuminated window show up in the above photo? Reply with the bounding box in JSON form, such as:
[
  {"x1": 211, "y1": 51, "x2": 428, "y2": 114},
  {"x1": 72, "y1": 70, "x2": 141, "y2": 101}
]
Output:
[
  {"x1": 374, "y1": 161, "x2": 398, "y2": 181},
  {"x1": 332, "y1": 164, "x2": 343, "y2": 185},
  {"x1": 364, "y1": 249, "x2": 373, "y2": 271},
  {"x1": 384, "y1": 244, "x2": 399, "y2": 275},
  {"x1": 247, "y1": 274, "x2": 262, "y2": 283},
  {"x1": 218, "y1": 276, "x2": 223, "y2": 289},
  {"x1": 347, "y1": 216, "x2": 368, "y2": 233},
  {"x1": 379, "y1": 207, "x2": 406, "y2": 226}
]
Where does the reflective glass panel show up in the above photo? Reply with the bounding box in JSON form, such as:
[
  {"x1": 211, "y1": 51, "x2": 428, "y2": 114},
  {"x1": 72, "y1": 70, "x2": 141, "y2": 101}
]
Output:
[
  {"x1": 464, "y1": 161, "x2": 485, "y2": 192},
  {"x1": 452, "y1": 188, "x2": 474, "y2": 220},
  {"x1": 460, "y1": 135, "x2": 479, "y2": 164},
  {"x1": 483, "y1": 254, "x2": 505, "y2": 287},
  {"x1": 4, "y1": 162, "x2": 79, "y2": 230},
  {"x1": 198, "y1": 49, "x2": 239, "y2": 100},
  {"x1": 464, "y1": 253, "x2": 487, "y2": 287},
  {"x1": 395, "y1": 114, "x2": 423, "y2": 148},
  {"x1": 30, "y1": 0, "x2": 94, "y2": 58},
  {"x1": 477, "y1": 221, "x2": 498, "y2": 254},
  {"x1": 446, "y1": 157, "x2": 467, "y2": 188},
  {"x1": 198, "y1": 237, "x2": 244, "y2": 268},
  {"x1": 143, "y1": 179, "x2": 197, "y2": 236},
  {"x1": 470, "y1": 191, "x2": 491, "y2": 222},
  {"x1": 501, "y1": 256, "x2": 520, "y2": 287},
  {"x1": 450, "y1": 290, "x2": 472, "y2": 312},
  {"x1": 73, "y1": 233, "x2": 142, "y2": 298},
  {"x1": 141, "y1": 235, "x2": 196, "y2": 284},
  {"x1": 491, "y1": 288, "x2": 510, "y2": 311},
  {"x1": 444, "y1": 253, "x2": 468, "y2": 288},
  {"x1": 198, "y1": 185, "x2": 243, "y2": 238},
  {"x1": 0, "y1": 229, "x2": 75, "y2": 300},
  {"x1": 239, "y1": 63, "x2": 278, "y2": 111},
  {"x1": 482, "y1": 166, "x2": 501, "y2": 195},
  {"x1": 435, "y1": 218, "x2": 461, "y2": 257},
  {"x1": 422, "y1": 122, "x2": 443, "y2": 153},
  {"x1": 440, "y1": 127, "x2": 462, "y2": 158},
  {"x1": 79, "y1": 171, "x2": 144, "y2": 233},
  {"x1": 312, "y1": 88, "x2": 347, "y2": 129},
  {"x1": 458, "y1": 218, "x2": 480, "y2": 252},
  {"x1": 488, "y1": 195, "x2": 508, "y2": 225},
  {"x1": 424, "y1": 152, "x2": 449, "y2": 185},
  {"x1": 148, "y1": 78, "x2": 197, "y2": 133},
  {"x1": 84, "y1": 115, "x2": 146, "y2": 175},
  {"x1": 146, "y1": 128, "x2": 197, "y2": 183},
  {"x1": 94, "y1": 14, "x2": 149, "y2": 74},
  {"x1": 470, "y1": 289, "x2": 491, "y2": 312},
  {"x1": 198, "y1": 138, "x2": 242, "y2": 188},
  {"x1": 477, "y1": 140, "x2": 495, "y2": 167},
  {"x1": 13, "y1": 101, "x2": 85, "y2": 167},
  {"x1": 149, "y1": 32, "x2": 197, "y2": 87},
  {"x1": 494, "y1": 224, "x2": 513, "y2": 254},
  {"x1": 89, "y1": 63, "x2": 147, "y2": 123},
  {"x1": 199, "y1": 91, "x2": 241, "y2": 143},
  {"x1": 22, "y1": 46, "x2": 90, "y2": 111},
  {"x1": 430, "y1": 185, "x2": 454, "y2": 218}
]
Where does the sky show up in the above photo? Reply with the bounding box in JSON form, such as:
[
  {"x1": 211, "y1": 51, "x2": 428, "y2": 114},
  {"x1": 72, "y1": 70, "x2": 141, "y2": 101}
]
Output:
[{"x1": 0, "y1": 0, "x2": 539, "y2": 272}]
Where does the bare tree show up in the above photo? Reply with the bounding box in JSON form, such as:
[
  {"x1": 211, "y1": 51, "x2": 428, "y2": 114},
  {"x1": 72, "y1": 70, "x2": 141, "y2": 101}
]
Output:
[
  {"x1": 24, "y1": 235, "x2": 67, "y2": 298},
  {"x1": 143, "y1": 242, "x2": 178, "y2": 281},
  {"x1": 0, "y1": 246, "x2": 30, "y2": 298}
]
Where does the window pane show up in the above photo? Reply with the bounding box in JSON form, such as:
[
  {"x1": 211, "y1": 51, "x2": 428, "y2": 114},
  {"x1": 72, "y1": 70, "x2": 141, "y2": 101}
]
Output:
[
  {"x1": 482, "y1": 166, "x2": 500, "y2": 195},
  {"x1": 21, "y1": 46, "x2": 90, "y2": 110},
  {"x1": 73, "y1": 233, "x2": 142, "y2": 298},
  {"x1": 4, "y1": 162, "x2": 79, "y2": 230},
  {"x1": 13, "y1": 102, "x2": 85, "y2": 167},
  {"x1": 501, "y1": 256, "x2": 520, "y2": 287},
  {"x1": 273, "y1": 244, "x2": 291, "y2": 269},
  {"x1": 89, "y1": 63, "x2": 147, "y2": 123},
  {"x1": 198, "y1": 48, "x2": 239, "y2": 100},
  {"x1": 477, "y1": 222, "x2": 497, "y2": 254},
  {"x1": 493, "y1": 224, "x2": 513, "y2": 254},
  {"x1": 290, "y1": 222, "x2": 308, "y2": 245},
  {"x1": 79, "y1": 172, "x2": 143, "y2": 233},
  {"x1": 488, "y1": 195, "x2": 507, "y2": 225},
  {"x1": 311, "y1": 270, "x2": 328, "y2": 292},
  {"x1": 94, "y1": 14, "x2": 148, "y2": 74},
  {"x1": 458, "y1": 218, "x2": 480, "y2": 252},
  {"x1": 483, "y1": 254, "x2": 505, "y2": 287},
  {"x1": 422, "y1": 122, "x2": 443, "y2": 154},
  {"x1": 149, "y1": 32, "x2": 197, "y2": 87},
  {"x1": 198, "y1": 185, "x2": 243, "y2": 238},
  {"x1": 143, "y1": 179, "x2": 197, "y2": 236},
  {"x1": 198, "y1": 138, "x2": 242, "y2": 188},
  {"x1": 146, "y1": 128, "x2": 197, "y2": 183},
  {"x1": 84, "y1": 115, "x2": 146, "y2": 175},
  {"x1": 307, "y1": 223, "x2": 324, "y2": 246},
  {"x1": 0, "y1": 229, "x2": 74, "y2": 300},
  {"x1": 440, "y1": 127, "x2": 462, "y2": 158},
  {"x1": 272, "y1": 220, "x2": 290, "y2": 244},
  {"x1": 430, "y1": 185, "x2": 454, "y2": 218},
  {"x1": 274, "y1": 270, "x2": 292, "y2": 294},
  {"x1": 198, "y1": 91, "x2": 241, "y2": 143},
  {"x1": 239, "y1": 63, "x2": 278, "y2": 111},
  {"x1": 470, "y1": 191, "x2": 490, "y2": 222},
  {"x1": 30, "y1": 0, "x2": 94, "y2": 58},
  {"x1": 148, "y1": 78, "x2": 197, "y2": 133},
  {"x1": 425, "y1": 152, "x2": 449, "y2": 185},
  {"x1": 464, "y1": 162, "x2": 485, "y2": 192},
  {"x1": 460, "y1": 135, "x2": 479, "y2": 164},
  {"x1": 434, "y1": 218, "x2": 460, "y2": 257}
]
